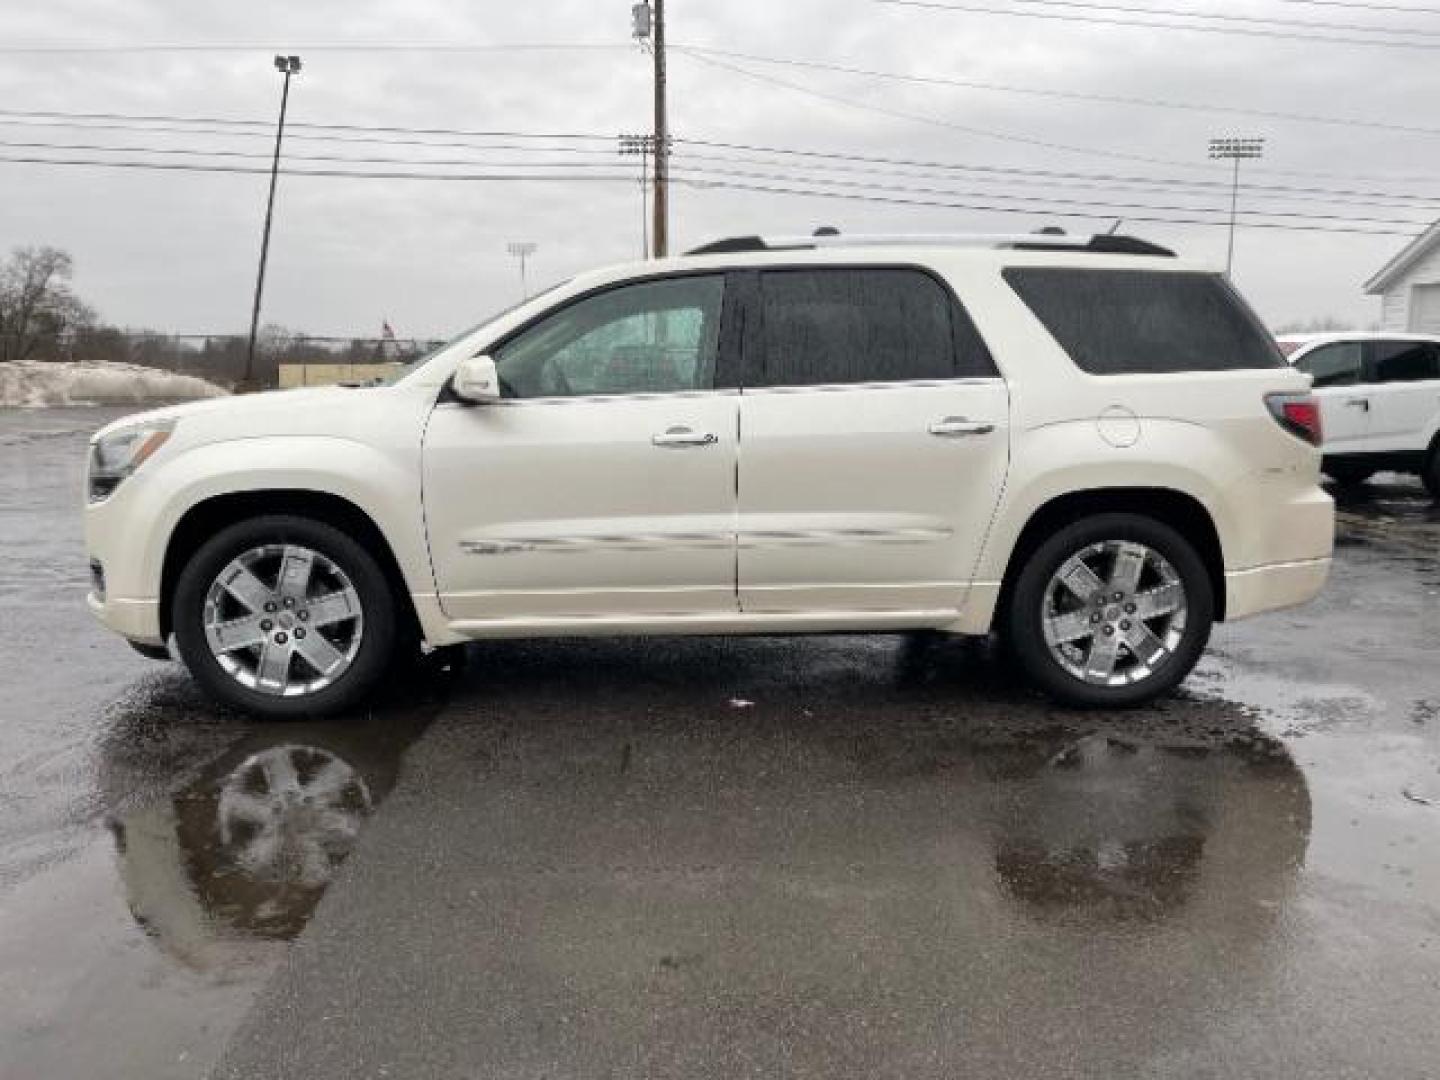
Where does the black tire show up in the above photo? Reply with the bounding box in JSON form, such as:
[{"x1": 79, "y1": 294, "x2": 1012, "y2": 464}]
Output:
[
  {"x1": 1324, "y1": 462, "x2": 1375, "y2": 487},
  {"x1": 1423, "y1": 447, "x2": 1440, "y2": 500},
  {"x1": 1004, "y1": 513, "x2": 1214, "y2": 708},
  {"x1": 172, "y1": 515, "x2": 397, "y2": 719}
]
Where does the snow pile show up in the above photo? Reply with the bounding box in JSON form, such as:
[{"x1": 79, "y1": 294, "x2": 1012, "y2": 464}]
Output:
[{"x1": 0, "y1": 361, "x2": 228, "y2": 408}]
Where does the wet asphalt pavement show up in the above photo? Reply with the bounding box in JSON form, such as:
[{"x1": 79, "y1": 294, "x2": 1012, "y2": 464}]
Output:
[{"x1": 2, "y1": 407, "x2": 1438, "y2": 1079}]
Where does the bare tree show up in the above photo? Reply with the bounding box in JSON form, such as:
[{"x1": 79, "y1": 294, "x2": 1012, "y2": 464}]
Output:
[{"x1": 0, "y1": 246, "x2": 96, "y2": 362}]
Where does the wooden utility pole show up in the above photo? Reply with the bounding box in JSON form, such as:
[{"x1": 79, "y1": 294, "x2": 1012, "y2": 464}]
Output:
[{"x1": 651, "y1": 0, "x2": 669, "y2": 258}]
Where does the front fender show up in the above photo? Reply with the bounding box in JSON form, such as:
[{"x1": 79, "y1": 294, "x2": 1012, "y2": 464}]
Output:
[{"x1": 88, "y1": 435, "x2": 433, "y2": 610}]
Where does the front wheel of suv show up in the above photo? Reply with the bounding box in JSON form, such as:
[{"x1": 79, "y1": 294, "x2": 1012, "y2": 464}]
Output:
[
  {"x1": 1004, "y1": 513, "x2": 1214, "y2": 708},
  {"x1": 172, "y1": 515, "x2": 398, "y2": 718}
]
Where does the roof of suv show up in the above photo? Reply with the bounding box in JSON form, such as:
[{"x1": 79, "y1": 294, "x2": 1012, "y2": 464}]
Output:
[
  {"x1": 1278, "y1": 331, "x2": 1440, "y2": 349},
  {"x1": 684, "y1": 231, "x2": 1177, "y2": 258}
]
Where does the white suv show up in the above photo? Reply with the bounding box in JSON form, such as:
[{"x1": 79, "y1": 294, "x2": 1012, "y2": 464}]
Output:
[
  {"x1": 86, "y1": 232, "x2": 1334, "y2": 717},
  {"x1": 1279, "y1": 332, "x2": 1440, "y2": 496}
]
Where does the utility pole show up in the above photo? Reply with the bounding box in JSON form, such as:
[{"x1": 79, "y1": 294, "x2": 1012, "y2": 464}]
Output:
[
  {"x1": 1207, "y1": 136, "x2": 1265, "y2": 278},
  {"x1": 507, "y1": 241, "x2": 537, "y2": 298},
  {"x1": 244, "y1": 54, "x2": 302, "y2": 389},
  {"x1": 631, "y1": 1, "x2": 668, "y2": 258},
  {"x1": 651, "y1": 0, "x2": 668, "y2": 258}
]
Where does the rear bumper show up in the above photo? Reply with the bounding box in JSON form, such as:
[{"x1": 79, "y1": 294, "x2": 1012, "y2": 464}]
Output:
[{"x1": 1224, "y1": 557, "x2": 1331, "y2": 621}]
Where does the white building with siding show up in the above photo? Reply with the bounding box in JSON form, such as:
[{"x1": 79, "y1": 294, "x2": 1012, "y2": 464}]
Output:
[{"x1": 1365, "y1": 221, "x2": 1440, "y2": 332}]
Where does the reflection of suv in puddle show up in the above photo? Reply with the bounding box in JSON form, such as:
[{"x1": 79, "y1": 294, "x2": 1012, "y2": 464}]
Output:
[
  {"x1": 86, "y1": 232, "x2": 1333, "y2": 717},
  {"x1": 987, "y1": 731, "x2": 1309, "y2": 923},
  {"x1": 105, "y1": 707, "x2": 431, "y2": 968}
]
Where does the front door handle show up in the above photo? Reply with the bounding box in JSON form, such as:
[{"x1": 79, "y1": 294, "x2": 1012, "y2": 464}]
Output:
[
  {"x1": 652, "y1": 426, "x2": 719, "y2": 448},
  {"x1": 928, "y1": 416, "x2": 996, "y2": 437},
  {"x1": 1344, "y1": 399, "x2": 1370, "y2": 411}
]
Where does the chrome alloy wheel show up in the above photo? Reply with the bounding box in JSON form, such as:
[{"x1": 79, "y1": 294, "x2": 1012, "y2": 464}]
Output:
[
  {"x1": 202, "y1": 544, "x2": 364, "y2": 697},
  {"x1": 217, "y1": 745, "x2": 373, "y2": 886},
  {"x1": 1040, "y1": 540, "x2": 1188, "y2": 688}
]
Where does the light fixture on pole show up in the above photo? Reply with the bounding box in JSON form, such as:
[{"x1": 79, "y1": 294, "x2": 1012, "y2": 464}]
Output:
[
  {"x1": 1207, "y1": 136, "x2": 1265, "y2": 278},
  {"x1": 507, "y1": 241, "x2": 537, "y2": 298},
  {"x1": 618, "y1": 133, "x2": 651, "y2": 258},
  {"x1": 244, "y1": 54, "x2": 302, "y2": 389}
]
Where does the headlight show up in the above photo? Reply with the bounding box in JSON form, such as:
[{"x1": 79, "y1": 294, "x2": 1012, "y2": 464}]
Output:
[{"x1": 88, "y1": 420, "x2": 176, "y2": 502}]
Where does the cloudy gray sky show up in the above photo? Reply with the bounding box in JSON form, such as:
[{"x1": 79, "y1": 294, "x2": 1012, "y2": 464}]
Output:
[{"x1": 1, "y1": 0, "x2": 1437, "y2": 338}]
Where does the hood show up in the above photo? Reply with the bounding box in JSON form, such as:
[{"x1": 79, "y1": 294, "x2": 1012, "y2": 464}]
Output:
[{"x1": 90, "y1": 385, "x2": 379, "y2": 444}]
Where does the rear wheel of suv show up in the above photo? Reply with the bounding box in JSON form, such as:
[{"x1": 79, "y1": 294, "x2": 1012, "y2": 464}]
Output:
[
  {"x1": 1423, "y1": 447, "x2": 1440, "y2": 500},
  {"x1": 1324, "y1": 463, "x2": 1375, "y2": 487},
  {"x1": 172, "y1": 515, "x2": 397, "y2": 718},
  {"x1": 1005, "y1": 513, "x2": 1214, "y2": 708}
]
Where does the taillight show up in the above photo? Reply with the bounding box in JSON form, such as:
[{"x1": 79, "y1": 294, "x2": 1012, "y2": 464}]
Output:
[{"x1": 1265, "y1": 392, "x2": 1322, "y2": 446}]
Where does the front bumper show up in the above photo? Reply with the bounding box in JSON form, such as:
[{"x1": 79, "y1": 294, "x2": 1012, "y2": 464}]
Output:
[{"x1": 87, "y1": 590, "x2": 164, "y2": 646}]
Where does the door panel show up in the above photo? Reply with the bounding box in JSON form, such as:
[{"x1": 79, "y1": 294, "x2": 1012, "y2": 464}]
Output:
[
  {"x1": 735, "y1": 266, "x2": 1009, "y2": 615},
  {"x1": 737, "y1": 381, "x2": 1010, "y2": 613},
  {"x1": 1364, "y1": 340, "x2": 1440, "y2": 452},
  {"x1": 421, "y1": 272, "x2": 740, "y2": 623},
  {"x1": 423, "y1": 395, "x2": 738, "y2": 620},
  {"x1": 1297, "y1": 341, "x2": 1370, "y2": 451}
]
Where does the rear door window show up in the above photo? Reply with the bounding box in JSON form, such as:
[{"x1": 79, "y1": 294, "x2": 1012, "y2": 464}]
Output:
[
  {"x1": 753, "y1": 268, "x2": 995, "y2": 387},
  {"x1": 1367, "y1": 339, "x2": 1440, "y2": 384},
  {"x1": 1003, "y1": 268, "x2": 1283, "y2": 375},
  {"x1": 1296, "y1": 342, "x2": 1363, "y2": 388}
]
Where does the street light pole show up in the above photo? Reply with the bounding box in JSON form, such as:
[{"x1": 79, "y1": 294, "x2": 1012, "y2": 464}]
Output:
[
  {"x1": 1207, "y1": 136, "x2": 1265, "y2": 278},
  {"x1": 507, "y1": 241, "x2": 537, "y2": 298},
  {"x1": 244, "y1": 54, "x2": 302, "y2": 389}
]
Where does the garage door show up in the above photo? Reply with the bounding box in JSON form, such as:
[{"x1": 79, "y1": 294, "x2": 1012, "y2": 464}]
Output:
[{"x1": 1409, "y1": 283, "x2": 1440, "y2": 332}]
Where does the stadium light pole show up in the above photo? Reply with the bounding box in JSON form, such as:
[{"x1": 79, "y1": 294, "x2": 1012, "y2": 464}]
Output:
[
  {"x1": 1208, "y1": 136, "x2": 1265, "y2": 278},
  {"x1": 507, "y1": 241, "x2": 537, "y2": 298},
  {"x1": 244, "y1": 54, "x2": 302, "y2": 389}
]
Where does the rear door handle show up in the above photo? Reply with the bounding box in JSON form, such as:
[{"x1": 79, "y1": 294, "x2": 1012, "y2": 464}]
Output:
[
  {"x1": 652, "y1": 426, "x2": 719, "y2": 448},
  {"x1": 1344, "y1": 399, "x2": 1370, "y2": 411},
  {"x1": 928, "y1": 416, "x2": 996, "y2": 437}
]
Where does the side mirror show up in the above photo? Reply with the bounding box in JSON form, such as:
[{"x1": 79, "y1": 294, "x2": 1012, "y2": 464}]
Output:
[{"x1": 452, "y1": 353, "x2": 500, "y2": 404}]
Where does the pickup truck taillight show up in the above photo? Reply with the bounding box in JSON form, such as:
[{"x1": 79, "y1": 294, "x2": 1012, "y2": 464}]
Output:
[{"x1": 1265, "y1": 392, "x2": 1322, "y2": 447}]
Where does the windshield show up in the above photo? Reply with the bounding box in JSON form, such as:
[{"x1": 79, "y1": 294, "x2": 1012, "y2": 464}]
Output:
[{"x1": 383, "y1": 279, "x2": 571, "y2": 385}]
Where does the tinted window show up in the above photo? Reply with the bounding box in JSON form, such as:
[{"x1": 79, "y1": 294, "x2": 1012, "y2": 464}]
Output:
[
  {"x1": 493, "y1": 275, "x2": 723, "y2": 398},
  {"x1": 755, "y1": 269, "x2": 992, "y2": 387},
  {"x1": 1003, "y1": 268, "x2": 1284, "y2": 375},
  {"x1": 1296, "y1": 342, "x2": 1362, "y2": 388},
  {"x1": 1369, "y1": 340, "x2": 1440, "y2": 384}
]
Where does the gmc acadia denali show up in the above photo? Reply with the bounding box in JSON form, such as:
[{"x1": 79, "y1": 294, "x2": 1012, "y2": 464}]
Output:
[{"x1": 85, "y1": 231, "x2": 1334, "y2": 717}]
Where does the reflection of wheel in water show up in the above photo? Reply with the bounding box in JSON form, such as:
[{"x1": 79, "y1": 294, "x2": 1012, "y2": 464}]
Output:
[{"x1": 217, "y1": 745, "x2": 373, "y2": 888}]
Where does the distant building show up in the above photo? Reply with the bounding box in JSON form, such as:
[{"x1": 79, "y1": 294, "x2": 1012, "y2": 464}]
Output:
[{"x1": 1365, "y1": 220, "x2": 1440, "y2": 332}]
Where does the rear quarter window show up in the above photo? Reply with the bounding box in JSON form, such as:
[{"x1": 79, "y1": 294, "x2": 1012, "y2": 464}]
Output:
[{"x1": 1003, "y1": 267, "x2": 1284, "y2": 375}]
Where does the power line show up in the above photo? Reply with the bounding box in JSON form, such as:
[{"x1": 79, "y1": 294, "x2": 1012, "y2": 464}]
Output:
[
  {"x1": 676, "y1": 47, "x2": 1211, "y2": 171},
  {"x1": 3, "y1": 111, "x2": 1437, "y2": 207},
  {"x1": 0, "y1": 155, "x2": 639, "y2": 182},
  {"x1": 874, "y1": 0, "x2": 1440, "y2": 48},
  {"x1": 687, "y1": 175, "x2": 1422, "y2": 236},
  {"x1": 672, "y1": 149, "x2": 1440, "y2": 212},
  {"x1": 0, "y1": 137, "x2": 645, "y2": 170},
  {"x1": 0, "y1": 42, "x2": 628, "y2": 55},
  {"x1": 1271, "y1": 0, "x2": 1440, "y2": 14},
  {"x1": 882, "y1": 0, "x2": 1440, "y2": 36},
  {"x1": 0, "y1": 148, "x2": 1429, "y2": 233},
  {"x1": 678, "y1": 162, "x2": 1432, "y2": 228},
  {"x1": 677, "y1": 43, "x2": 1440, "y2": 141}
]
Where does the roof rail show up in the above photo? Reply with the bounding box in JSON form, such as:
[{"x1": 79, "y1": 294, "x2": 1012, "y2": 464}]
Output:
[{"x1": 685, "y1": 230, "x2": 1175, "y2": 257}]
